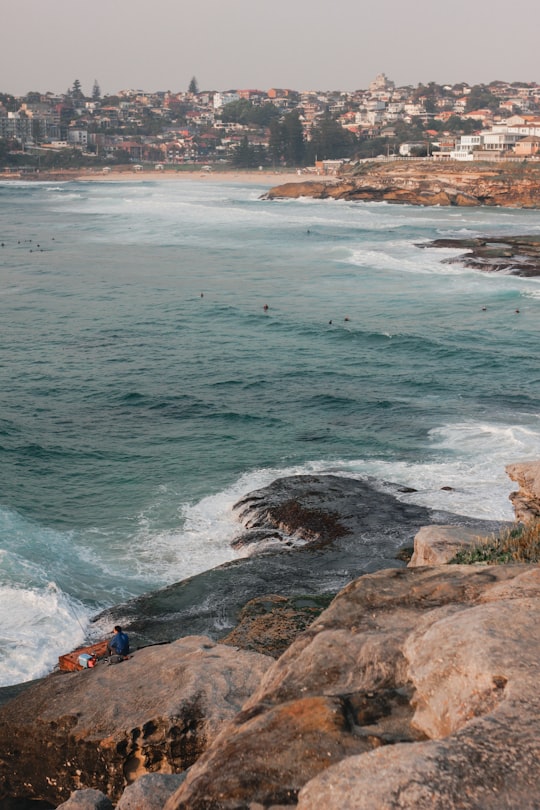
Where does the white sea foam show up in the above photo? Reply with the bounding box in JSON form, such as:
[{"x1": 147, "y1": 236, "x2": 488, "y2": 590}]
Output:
[
  {"x1": 0, "y1": 582, "x2": 90, "y2": 687},
  {"x1": 128, "y1": 418, "x2": 540, "y2": 586},
  {"x1": 2, "y1": 178, "x2": 540, "y2": 690},
  {"x1": 339, "y1": 420, "x2": 540, "y2": 519},
  {"x1": 1, "y1": 416, "x2": 538, "y2": 687},
  {"x1": 346, "y1": 243, "x2": 478, "y2": 277}
]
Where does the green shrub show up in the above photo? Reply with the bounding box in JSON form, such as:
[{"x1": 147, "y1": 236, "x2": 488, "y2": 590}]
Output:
[{"x1": 451, "y1": 521, "x2": 540, "y2": 564}]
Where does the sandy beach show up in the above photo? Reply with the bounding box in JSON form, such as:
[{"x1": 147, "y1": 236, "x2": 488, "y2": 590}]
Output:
[{"x1": 0, "y1": 167, "x2": 318, "y2": 187}]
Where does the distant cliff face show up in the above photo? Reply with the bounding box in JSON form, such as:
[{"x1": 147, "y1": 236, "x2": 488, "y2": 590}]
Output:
[{"x1": 263, "y1": 161, "x2": 540, "y2": 208}]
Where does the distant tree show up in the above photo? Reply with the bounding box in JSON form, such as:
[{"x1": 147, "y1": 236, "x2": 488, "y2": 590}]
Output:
[
  {"x1": 71, "y1": 79, "x2": 84, "y2": 101},
  {"x1": 231, "y1": 136, "x2": 268, "y2": 168},
  {"x1": 465, "y1": 85, "x2": 499, "y2": 112},
  {"x1": 220, "y1": 98, "x2": 252, "y2": 124},
  {"x1": 232, "y1": 135, "x2": 254, "y2": 167},
  {"x1": 31, "y1": 119, "x2": 44, "y2": 144},
  {"x1": 282, "y1": 110, "x2": 305, "y2": 165},
  {"x1": 24, "y1": 91, "x2": 42, "y2": 104},
  {"x1": 188, "y1": 76, "x2": 199, "y2": 95},
  {"x1": 0, "y1": 138, "x2": 25, "y2": 167},
  {"x1": 444, "y1": 115, "x2": 480, "y2": 135},
  {"x1": 269, "y1": 118, "x2": 285, "y2": 165},
  {"x1": 306, "y1": 112, "x2": 356, "y2": 161},
  {"x1": 92, "y1": 80, "x2": 101, "y2": 102},
  {"x1": 0, "y1": 93, "x2": 17, "y2": 112},
  {"x1": 112, "y1": 148, "x2": 132, "y2": 164},
  {"x1": 220, "y1": 99, "x2": 280, "y2": 126},
  {"x1": 251, "y1": 102, "x2": 280, "y2": 126},
  {"x1": 267, "y1": 111, "x2": 306, "y2": 166},
  {"x1": 354, "y1": 136, "x2": 391, "y2": 159}
]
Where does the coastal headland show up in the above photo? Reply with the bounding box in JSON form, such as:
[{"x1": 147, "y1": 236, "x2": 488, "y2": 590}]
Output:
[
  {"x1": 263, "y1": 160, "x2": 540, "y2": 208},
  {"x1": 1, "y1": 463, "x2": 539, "y2": 808},
  {"x1": 263, "y1": 161, "x2": 540, "y2": 275}
]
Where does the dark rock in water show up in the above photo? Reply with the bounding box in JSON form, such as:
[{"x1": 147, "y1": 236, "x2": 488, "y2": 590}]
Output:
[
  {"x1": 418, "y1": 235, "x2": 540, "y2": 277},
  {"x1": 95, "y1": 475, "x2": 505, "y2": 650},
  {"x1": 233, "y1": 478, "x2": 351, "y2": 548},
  {"x1": 230, "y1": 528, "x2": 293, "y2": 552}
]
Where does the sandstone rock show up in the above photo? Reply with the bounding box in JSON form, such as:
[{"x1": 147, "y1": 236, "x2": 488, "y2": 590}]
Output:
[
  {"x1": 263, "y1": 181, "x2": 334, "y2": 199},
  {"x1": 506, "y1": 460, "x2": 540, "y2": 521},
  {"x1": 116, "y1": 773, "x2": 187, "y2": 810},
  {"x1": 263, "y1": 162, "x2": 540, "y2": 209},
  {"x1": 166, "y1": 565, "x2": 540, "y2": 809},
  {"x1": 408, "y1": 524, "x2": 486, "y2": 566},
  {"x1": 298, "y1": 576, "x2": 540, "y2": 808},
  {"x1": 56, "y1": 789, "x2": 113, "y2": 809},
  {"x1": 0, "y1": 636, "x2": 270, "y2": 807},
  {"x1": 164, "y1": 695, "x2": 380, "y2": 810}
]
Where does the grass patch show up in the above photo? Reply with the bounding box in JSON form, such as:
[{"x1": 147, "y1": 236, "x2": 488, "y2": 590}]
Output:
[{"x1": 451, "y1": 521, "x2": 540, "y2": 564}]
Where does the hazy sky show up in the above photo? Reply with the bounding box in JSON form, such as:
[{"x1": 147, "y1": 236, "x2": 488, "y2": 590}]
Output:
[{"x1": 2, "y1": 0, "x2": 539, "y2": 96}]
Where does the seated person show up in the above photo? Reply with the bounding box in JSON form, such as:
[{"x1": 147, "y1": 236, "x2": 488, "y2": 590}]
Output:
[{"x1": 107, "y1": 625, "x2": 130, "y2": 658}]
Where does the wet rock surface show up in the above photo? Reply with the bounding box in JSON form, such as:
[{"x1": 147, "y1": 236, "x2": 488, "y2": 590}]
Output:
[
  {"x1": 0, "y1": 474, "x2": 514, "y2": 808},
  {"x1": 94, "y1": 475, "x2": 503, "y2": 650},
  {"x1": 418, "y1": 234, "x2": 540, "y2": 276}
]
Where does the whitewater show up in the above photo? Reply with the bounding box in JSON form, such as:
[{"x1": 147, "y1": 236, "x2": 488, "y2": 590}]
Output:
[{"x1": 1, "y1": 176, "x2": 539, "y2": 687}]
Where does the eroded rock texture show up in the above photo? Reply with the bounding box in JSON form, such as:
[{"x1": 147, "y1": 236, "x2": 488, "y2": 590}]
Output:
[
  {"x1": 264, "y1": 162, "x2": 540, "y2": 209},
  {"x1": 166, "y1": 565, "x2": 540, "y2": 809},
  {"x1": 506, "y1": 460, "x2": 540, "y2": 522},
  {"x1": 0, "y1": 637, "x2": 270, "y2": 806}
]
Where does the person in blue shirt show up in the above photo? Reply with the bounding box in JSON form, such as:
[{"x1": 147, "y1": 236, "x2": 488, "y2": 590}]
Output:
[{"x1": 107, "y1": 625, "x2": 130, "y2": 657}]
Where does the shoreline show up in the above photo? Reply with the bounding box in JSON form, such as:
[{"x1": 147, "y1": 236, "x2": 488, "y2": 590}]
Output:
[{"x1": 0, "y1": 167, "x2": 323, "y2": 186}]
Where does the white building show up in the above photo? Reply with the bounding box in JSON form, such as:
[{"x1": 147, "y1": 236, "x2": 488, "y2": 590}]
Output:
[
  {"x1": 213, "y1": 92, "x2": 240, "y2": 110},
  {"x1": 481, "y1": 131, "x2": 522, "y2": 151},
  {"x1": 450, "y1": 135, "x2": 482, "y2": 160}
]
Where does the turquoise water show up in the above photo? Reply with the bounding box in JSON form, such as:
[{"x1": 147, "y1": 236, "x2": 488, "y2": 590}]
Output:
[{"x1": 1, "y1": 177, "x2": 540, "y2": 685}]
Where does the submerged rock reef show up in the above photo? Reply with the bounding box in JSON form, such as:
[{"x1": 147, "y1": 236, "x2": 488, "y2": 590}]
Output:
[
  {"x1": 263, "y1": 161, "x2": 540, "y2": 208},
  {"x1": 0, "y1": 464, "x2": 539, "y2": 809}
]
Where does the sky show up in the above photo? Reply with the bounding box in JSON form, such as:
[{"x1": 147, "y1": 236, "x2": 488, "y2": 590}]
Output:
[{"x1": 1, "y1": 0, "x2": 539, "y2": 97}]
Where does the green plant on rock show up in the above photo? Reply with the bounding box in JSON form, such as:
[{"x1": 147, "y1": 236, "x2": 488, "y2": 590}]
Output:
[{"x1": 451, "y1": 520, "x2": 540, "y2": 564}]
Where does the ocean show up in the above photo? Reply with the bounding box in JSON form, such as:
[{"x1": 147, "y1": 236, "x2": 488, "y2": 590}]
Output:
[{"x1": 1, "y1": 176, "x2": 539, "y2": 687}]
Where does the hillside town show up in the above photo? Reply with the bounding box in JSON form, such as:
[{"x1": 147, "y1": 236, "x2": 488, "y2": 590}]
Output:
[{"x1": 1, "y1": 74, "x2": 540, "y2": 172}]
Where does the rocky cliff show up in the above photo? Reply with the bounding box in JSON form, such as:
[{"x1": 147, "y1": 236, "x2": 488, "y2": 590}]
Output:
[
  {"x1": 263, "y1": 161, "x2": 540, "y2": 208},
  {"x1": 1, "y1": 465, "x2": 539, "y2": 809}
]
